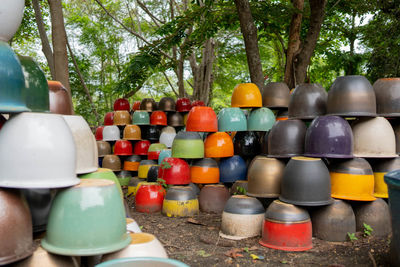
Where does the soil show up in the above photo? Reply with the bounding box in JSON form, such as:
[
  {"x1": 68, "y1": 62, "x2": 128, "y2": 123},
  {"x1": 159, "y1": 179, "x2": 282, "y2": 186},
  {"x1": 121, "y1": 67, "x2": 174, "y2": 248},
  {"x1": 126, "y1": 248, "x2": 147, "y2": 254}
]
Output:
[{"x1": 126, "y1": 199, "x2": 392, "y2": 267}]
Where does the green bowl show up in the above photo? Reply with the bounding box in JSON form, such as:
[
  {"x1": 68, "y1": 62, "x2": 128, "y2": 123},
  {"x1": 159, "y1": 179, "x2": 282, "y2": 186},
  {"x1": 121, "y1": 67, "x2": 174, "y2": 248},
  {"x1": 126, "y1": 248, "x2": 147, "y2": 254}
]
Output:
[
  {"x1": 41, "y1": 179, "x2": 131, "y2": 256},
  {"x1": 171, "y1": 132, "x2": 204, "y2": 159},
  {"x1": 79, "y1": 168, "x2": 123, "y2": 198},
  {"x1": 96, "y1": 257, "x2": 189, "y2": 267}
]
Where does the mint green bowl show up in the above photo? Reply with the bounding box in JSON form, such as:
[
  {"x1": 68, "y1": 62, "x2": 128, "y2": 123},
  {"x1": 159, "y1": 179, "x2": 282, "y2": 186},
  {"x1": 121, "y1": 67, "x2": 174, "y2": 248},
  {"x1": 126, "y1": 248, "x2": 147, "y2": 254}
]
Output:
[
  {"x1": 79, "y1": 168, "x2": 123, "y2": 198},
  {"x1": 41, "y1": 179, "x2": 131, "y2": 256}
]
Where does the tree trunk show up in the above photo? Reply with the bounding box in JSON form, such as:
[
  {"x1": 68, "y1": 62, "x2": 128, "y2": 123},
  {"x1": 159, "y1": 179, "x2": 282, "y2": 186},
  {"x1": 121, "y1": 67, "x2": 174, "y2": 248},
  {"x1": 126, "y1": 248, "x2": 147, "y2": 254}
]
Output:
[
  {"x1": 294, "y1": 0, "x2": 327, "y2": 84},
  {"x1": 48, "y1": 0, "x2": 70, "y2": 91},
  {"x1": 32, "y1": 0, "x2": 55, "y2": 79},
  {"x1": 284, "y1": 0, "x2": 304, "y2": 89},
  {"x1": 234, "y1": 0, "x2": 264, "y2": 91}
]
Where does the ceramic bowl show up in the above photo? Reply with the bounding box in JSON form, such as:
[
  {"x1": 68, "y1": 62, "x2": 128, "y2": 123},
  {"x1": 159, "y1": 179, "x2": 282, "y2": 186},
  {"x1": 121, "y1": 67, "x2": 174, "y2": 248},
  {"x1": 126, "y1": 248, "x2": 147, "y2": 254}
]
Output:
[
  {"x1": 167, "y1": 112, "x2": 184, "y2": 127},
  {"x1": 171, "y1": 132, "x2": 204, "y2": 159},
  {"x1": 219, "y1": 155, "x2": 247, "y2": 183},
  {"x1": 146, "y1": 166, "x2": 159, "y2": 183},
  {"x1": 41, "y1": 179, "x2": 131, "y2": 256},
  {"x1": 48, "y1": 81, "x2": 74, "y2": 115},
  {"x1": 369, "y1": 158, "x2": 400, "y2": 198},
  {"x1": 134, "y1": 140, "x2": 151, "y2": 155},
  {"x1": 113, "y1": 110, "x2": 131, "y2": 126},
  {"x1": 116, "y1": 170, "x2": 132, "y2": 186},
  {"x1": 231, "y1": 83, "x2": 262, "y2": 108},
  {"x1": 142, "y1": 125, "x2": 160, "y2": 141},
  {"x1": 233, "y1": 131, "x2": 261, "y2": 159},
  {"x1": 158, "y1": 158, "x2": 190, "y2": 185},
  {"x1": 98, "y1": 257, "x2": 189, "y2": 267},
  {"x1": 247, "y1": 107, "x2": 275, "y2": 131},
  {"x1": 123, "y1": 124, "x2": 141, "y2": 140},
  {"x1": 158, "y1": 149, "x2": 172, "y2": 165},
  {"x1": 123, "y1": 155, "x2": 141, "y2": 171},
  {"x1": 204, "y1": 132, "x2": 234, "y2": 158},
  {"x1": 98, "y1": 141, "x2": 112, "y2": 157},
  {"x1": 354, "y1": 198, "x2": 391, "y2": 237},
  {"x1": 114, "y1": 98, "x2": 130, "y2": 111},
  {"x1": 132, "y1": 111, "x2": 150, "y2": 125},
  {"x1": 199, "y1": 185, "x2": 230, "y2": 213},
  {"x1": 373, "y1": 78, "x2": 400, "y2": 116},
  {"x1": 0, "y1": 0, "x2": 25, "y2": 42},
  {"x1": 127, "y1": 177, "x2": 143, "y2": 197},
  {"x1": 220, "y1": 195, "x2": 265, "y2": 240},
  {"x1": 148, "y1": 143, "x2": 168, "y2": 160},
  {"x1": 186, "y1": 106, "x2": 218, "y2": 132},
  {"x1": 12, "y1": 246, "x2": 78, "y2": 267},
  {"x1": 190, "y1": 158, "x2": 219, "y2": 184},
  {"x1": 288, "y1": 83, "x2": 327, "y2": 119},
  {"x1": 0, "y1": 189, "x2": 33, "y2": 265},
  {"x1": 114, "y1": 140, "x2": 133, "y2": 156},
  {"x1": 138, "y1": 160, "x2": 157, "y2": 179},
  {"x1": 162, "y1": 186, "x2": 199, "y2": 217},
  {"x1": 262, "y1": 82, "x2": 290, "y2": 109},
  {"x1": 217, "y1": 108, "x2": 247, "y2": 132},
  {"x1": 79, "y1": 168, "x2": 123, "y2": 198},
  {"x1": 102, "y1": 155, "x2": 122, "y2": 171},
  {"x1": 159, "y1": 96, "x2": 176, "y2": 111},
  {"x1": 135, "y1": 182, "x2": 165, "y2": 213}
]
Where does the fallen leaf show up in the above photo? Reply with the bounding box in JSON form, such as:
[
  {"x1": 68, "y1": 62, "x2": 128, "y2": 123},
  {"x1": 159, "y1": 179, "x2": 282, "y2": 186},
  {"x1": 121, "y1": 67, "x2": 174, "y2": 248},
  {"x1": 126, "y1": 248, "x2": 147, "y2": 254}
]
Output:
[
  {"x1": 187, "y1": 218, "x2": 207, "y2": 226},
  {"x1": 225, "y1": 248, "x2": 244, "y2": 259}
]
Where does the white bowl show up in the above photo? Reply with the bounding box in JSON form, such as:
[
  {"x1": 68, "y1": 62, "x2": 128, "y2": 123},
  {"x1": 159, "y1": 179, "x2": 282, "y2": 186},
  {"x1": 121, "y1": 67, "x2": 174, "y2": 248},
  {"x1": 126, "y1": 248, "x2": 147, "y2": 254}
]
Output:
[{"x1": 0, "y1": 0, "x2": 25, "y2": 42}]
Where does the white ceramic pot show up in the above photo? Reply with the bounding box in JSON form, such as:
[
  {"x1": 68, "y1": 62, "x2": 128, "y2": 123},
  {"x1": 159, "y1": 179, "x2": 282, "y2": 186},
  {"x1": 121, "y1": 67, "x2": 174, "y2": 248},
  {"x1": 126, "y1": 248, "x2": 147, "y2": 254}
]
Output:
[
  {"x1": 63, "y1": 115, "x2": 98, "y2": 174},
  {"x1": 159, "y1": 132, "x2": 176, "y2": 148},
  {"x1": 103, "y1": 125, "x2": 120, "y2": 141},
  {"x1": 0, "y1": 0, "x2": 25, "y2": 42},
  {"x1": 0, "y1": 112, "x2": 80, "y2": 188}
]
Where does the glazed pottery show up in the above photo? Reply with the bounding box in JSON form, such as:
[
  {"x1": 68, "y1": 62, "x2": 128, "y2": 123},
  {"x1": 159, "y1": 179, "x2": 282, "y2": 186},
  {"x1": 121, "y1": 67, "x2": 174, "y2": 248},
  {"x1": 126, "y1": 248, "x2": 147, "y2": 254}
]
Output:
[
  {"x1": 247, "y1": 156, "x2": 285, "y2": 198},
  {"x1": 370, "y1": 158, "x2": 400, "y2": 198},
  {"x1": 217, "y1": 108, "x2": 247, "y2": 132},
  {"x1": 102, "y1": 155, "x2": 122, "y2": 171},
  {"x1": 162, "y1": 186, "x2": 199, "y2": 217},
  {"x1": 311, "y1": 199, "x2": 356, "y2": 242},
  {"x1": 131, "y1": 101, "x2": 141, "y2": 111},
  {"x1": 204, "y1": 132, "x2": 234, "y2": 158},
  {"x1": 123, "y1": 155, "x2": 141, "y2": 171},
  {"x1": 135, "y1": 182, "x2": 165, "y2": 213},
  {"x1": 63, "y1": 115, "x2": 98, "y2": 174},
  {"x1": 190, "y1": 158, "x2": 219, "y2": 184},
  {"x1": 22, "y1": 189, "x2": 56, "y2": 233},
  {"x1": 373, "y1": 78, "x2": 400, "y2": 116},
  {"x1": 276, "y1": 110, "x2": 289, "y2": 121},
  {"x1": 230, "y1": 180, "x2": 248, "y2": 195},
  {"x1": 186, "y1": 106, "x2": 218, "y2": 132},
  {"x1": 199, "y1": 185, "x2": 230, "y2": 213},
  {"x1": 176, "y1": 97, "x2": 192, "y2": 112},
  {"x1": 280, "y1": 157, "x2": 332, "y2": 206},
  {"x1": 220, "y1": 195, "x2": 265, "y2": 240},
  {"x1": 0, "y1": 0, "x2": 25, "y2": 42},
  {"x1": 158, "y1": 149, "x2": 172, "y2": 165},
  {"x1": 114, "y1": 140, "x2": 133, "y2": 156},
  {"x1": 48, "y1": 81, "x2": 73, "y2": 115},
  {"x1": 219, "y1": 155, "x2": 247, "y2": 183},
  {"x1": 127, "y1": 177, "x2": 143, "y2": 196},
  {"x1": 42, "y1": 179, "x2": 131, "y2": 256},
  {"x1": 247, "y1": 108, "x2": 275, "y2": 131},
  {"x1": 114, "y1": 98, "x2": 130, "y2": 111},
  {"x1": 233, "y1": 131, "x2": 261, "y2": 159},
  {"x1": 354, "y1": 198, "x2": 391, "y2": 237},
  {"x1": 142, "y1": 125, "x2": 160, "y2": 141},
  {"x1": 159, "y1": 96, "x2": 176, "y2": 111},
  {"x1": 171, "y1": 132, "x2": 204, "y2": 159},
  {"x1": 117, "y1": 170, "x2": 132, "y2": 186},
  {"x1": 262, "y1": 82, "x2": 290, "y2": 109},
  {"x1": 140, "y1": 98, "x2": 157, "y2": 112},
  {"x1": 95, "y1": 126, "x2": 104, "y2": 141},
  {"x1": 123, "y1": 124, "x2": 141, "y2": 140},
  {"x1": 12, "y1": 246, "x2": 78, "y2": 267},
  {"x1": 231, "y1": 83, "x2": 262, "y2": 108},
  {"x1": 329, "y1": 158, "x2": 376, "y2": 201},
  {"x1": 98, "y1": 257, "x2": 188, "y2": 267},
  {"x1": 101, "y1": 234, "x2": 167, "y2": 262},
  {"x1": 192, "y1": 100, "x2": 205, "y2": 106},
  {"x1": 260, "y1": 200, "x2": 312, "y2": 251},
  {"x1": 146, "y1": 166, "x2": 159, "y2": 182},
  {"x1": 288, "y1": 83, "x2": 327, "y2": 119},
  {"x1": 104, "y1": 112, "x2": 114, "y2": 125},
  {"x1": 327, "y1": 75, "x2": 376, "y2": 116},
  {"x1": 159, "y1": 130, "x2": 176, "y2": 148},
  {"x1": 132, "y1": 111, "x2": 150, "y2": 125},
  {"x1": 148, "y1": 143, "x2": 167, "y2": 160},
  {"x1": 268, "y1": 120, "x2": 307, "y2": 157},
  {"x1": 138, "y1": 160, "x2": 157, "y2": 179},
  {"x1": 167, "y1": 112, "x2": 184, "y2": 126},
  {"x1": 158, "y1": 158, "x2": 190, "y2": 185},
  {"x1": 0, "y1": 113, "x2": 79, "y2": 188},
  {"x1": 352, "y1": 117, "x2": 397, "y2": 158},
  {"x1": 304, "y1": 116, "x2": 354, "y2": 158},
  {"x1": 150, "y1": 111, "x2": 167, "y2": 126},
  {"x1": 0, "y1": 42, "x2": 30, "y2": 113},
  {"x1": 97, "y1": 141, "x2": 111, "y2": 157},
  {"x1": 103, "y1": 126, "x2": 120, "y2": 141},
  {"x1": 19, "y1": 55, "x2": 50, "y2": 112},
  {"x1": 134, "y1": 140, "x2": 151, "y2": 155},
  {"x1": 0, "y1": 189, "x2": 33, "y2": 265},
  {"x1": 114, "y1": 110, "x2": 131, "y2": 126},
  {"x1": 384, "y1": 170, "x2": 400, "y2": 265},
  {"x1": 79, "y1": 168, "x2": 123, "y2": 198}
]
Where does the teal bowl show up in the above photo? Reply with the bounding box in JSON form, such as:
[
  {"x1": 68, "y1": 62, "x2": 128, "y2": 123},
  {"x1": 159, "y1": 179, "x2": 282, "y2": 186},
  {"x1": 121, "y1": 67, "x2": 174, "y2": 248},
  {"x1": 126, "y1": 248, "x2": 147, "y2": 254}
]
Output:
[
  {"x1": 96, "y1": 257, "x2": 189, "y2": 267},
  {"x1": 41, "y1": 179, "x2": 131, "y2": 256}
]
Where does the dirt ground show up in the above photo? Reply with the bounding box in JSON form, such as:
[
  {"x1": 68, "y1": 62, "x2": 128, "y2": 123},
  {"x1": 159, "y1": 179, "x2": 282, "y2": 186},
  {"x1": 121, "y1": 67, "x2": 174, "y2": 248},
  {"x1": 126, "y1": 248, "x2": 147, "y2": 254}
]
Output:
[{"x1": 127, "y1": 200, "x2": 391, "y2": 267}]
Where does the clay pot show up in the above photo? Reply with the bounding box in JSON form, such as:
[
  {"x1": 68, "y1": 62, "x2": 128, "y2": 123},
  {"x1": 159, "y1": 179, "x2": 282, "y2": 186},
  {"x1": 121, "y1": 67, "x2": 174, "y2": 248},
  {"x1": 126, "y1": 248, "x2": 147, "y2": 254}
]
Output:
[
  {"x1": 327, "y1": 75, "x2": 376, "y2": 117},
  {"x1": 394, "y1": 123, "x2": 400, "y2": 155},
  {"x1": 123, "y1": 125, "x2": 141, "y2": 140},
  {"x1": 97, "y1": 141, "x2": 111, "y2": 157},
  {"x1": 146, "y1": 166, "x2": 159, "y2": 183},
  {"x1": 311, "y1": 199, "x2": 356, "y2": 242},
  {"x1": 220, "y1": 195, "x2": 265, "y2": 240},
  {"x1": 199, "y1": 185, "x2": 230, "y2": 213},
  {"x1": 97, "y1": 257, "x2": 187, "y2": 267},
  {"x1": 353, "y1": 198, "x2": 391, "y2": 237},
  {"x1": 233, "y1": 131, "x2": 261, "y2": 159},
  {"x1": 247, "y1": 107, "x2": 275, "y2": 131},
  {"x1": 369, "y1": 158, "x2": 400, "y2": 198},
  {"x1": 217, "y1": 108, "x2": 247, "y2": 132},
  {"x1": 127, "y1": 177, "x2": 143, "y2": 197},
  {"x1": 48, "y1": 81, "x2": 74, "y2": 115},
  {"x1": 116, "y1": 170, "x2": 132, "y2": 186},
  {"x1": 260, "y1": 200, "x2": 312, "y2": 251},
  {"x1": 140, "y1": 98, "x2": 157, "y2": 112},
  {"x1": 0, "y1": 189, "x2": 33, "y2": 265},
  {"x1": 247, "y1": 156, "x2": 285, "y2": 198},
  {"x1": 134, "y1": 140, "x2": 151, "y2": 156},
  {"x1": 104, "y1": 112, "x2": 114, "y2": 126},
  {"x1": 114, "y1": 140, "x2": 133, "y2": 156},
  {"x1": 147, "y1": 143, "x2": 167, "y2": 160},
  {"x1": 204, "y1": 132, "x2": 234, "y2": 158},
  {"x1": 373, "y1": 78, "x2": 400, "y2": 117},
  {"x1": 171, "y1": 132, "x2": 204, "y2": 159},
  {"x1": 262, "y1": 82, "x2": 290, "y2": 109},
  {"x1": 158, "y1": 157, "x2": 190, "y2": 185},
  {"x1": 138, "y1": 160, "x2": 157, "y2": 179},
  {"x1": 190, "y1": 158, "x2": 219, "y2": 184},
  {"x1": 102, "y1": 155, "x2": 122, "y2": 171},
  {"x1": 176, "y1": 97, "x2": 192, "y2": 112},
  {"x1": 167, "y1": 112, "x2": 184, "y2": 127},
  {"x1": 158, "y1": 97, "x2": 176, "y2": 111},
  {"x1": 231, "y1": 83, "x2": 262, "y2": 108},
  {"x1": 268, "y1": 120, "x2": 307, "y2": 157},
  {"x1": 186, "y1": 106, "x2": 218, "y2": 132},
  {"x1": 162, "y1": 186, "x2": 199, "y2": 217},
  {"x1": 135, "y1": 182, "x2": 165, "y2": 213},
  {"x1": 288, "y1": 83, "x2": 327, "y2": 119},
  {"x1": 12, "y1": 246, "x2": 77, "y2": 267},
  {"x1": 219, "y1": 155, "x2": 247, "y2": 183},
  {"x1": 142, "y1": 125, "x2": 160, "y2": 142},
  {"x1": 150, "y1": 111, "x2": 167, "y2": 126},
  {"x1": 131, "y1": 101, "x2": 141, "y2": 111},
  {"x1": 123, "y1": 155, "x2": 141, "y2": 171},
  {"x1": 280, "y1": 157, "x2": 332, "y2": 206}
]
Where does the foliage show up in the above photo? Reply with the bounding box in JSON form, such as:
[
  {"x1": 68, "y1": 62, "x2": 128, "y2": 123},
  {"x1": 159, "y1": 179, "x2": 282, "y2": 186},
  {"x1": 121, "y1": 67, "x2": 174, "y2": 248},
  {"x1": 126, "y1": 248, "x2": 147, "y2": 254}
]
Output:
[
  {"x1": 347, "y1": 232, "x2": 358, "y2": 241},
  {"x1": 363, "y1": 223, "x2": 373, "y2": 237}
]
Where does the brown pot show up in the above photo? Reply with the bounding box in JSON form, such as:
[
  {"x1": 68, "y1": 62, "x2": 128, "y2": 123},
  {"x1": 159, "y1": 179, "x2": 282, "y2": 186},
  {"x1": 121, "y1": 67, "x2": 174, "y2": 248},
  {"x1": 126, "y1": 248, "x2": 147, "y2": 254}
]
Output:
[
  {"x1": 199, "y1": 185, "x2": 230, "y2": 213},
  {"x1": 262, "y1": 82, "x2": 290, "y2": 109},
  {"x1": 0, "y1": 189, "x2": 33, "y2": 265},
  {"x1": 12, "y1": 246, "x2": 78, "y2": 267},
  {"x1": 102, "y1": 155, "x2": 121, "y2": 171},
  {"x1": 48, "y1": 81, "x2": 74, "y2": 115}
]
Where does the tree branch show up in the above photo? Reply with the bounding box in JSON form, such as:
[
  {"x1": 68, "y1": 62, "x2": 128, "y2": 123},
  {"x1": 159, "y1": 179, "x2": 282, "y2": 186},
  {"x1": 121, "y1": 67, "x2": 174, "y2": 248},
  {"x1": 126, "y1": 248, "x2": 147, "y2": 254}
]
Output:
[
  {"x1": 136, "y1": 0, "x2": 164, "y2": 26},
  {"x1": 162, "y1": 72, "x2": 179, "y2": 96}
]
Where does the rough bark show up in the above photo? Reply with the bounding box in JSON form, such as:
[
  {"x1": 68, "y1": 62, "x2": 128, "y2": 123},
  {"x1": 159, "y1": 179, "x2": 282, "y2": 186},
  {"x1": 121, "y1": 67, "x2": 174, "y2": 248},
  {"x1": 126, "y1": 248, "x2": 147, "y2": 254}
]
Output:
[
  {"x1": 294, "y1": 0, "x2": 327, "y2": 84},
  {"x1": 32, "y1": 0, "x2": 55, "y2": 79},
  {"x1": 284, "y1": 0, "x2": 304, "y2": 88},
  {"x1": 234, "y1": 0, "x2": 264, "y2": 91},
  {"x1": 48, "y1": 0, "x2": 70, "y2": 91}
]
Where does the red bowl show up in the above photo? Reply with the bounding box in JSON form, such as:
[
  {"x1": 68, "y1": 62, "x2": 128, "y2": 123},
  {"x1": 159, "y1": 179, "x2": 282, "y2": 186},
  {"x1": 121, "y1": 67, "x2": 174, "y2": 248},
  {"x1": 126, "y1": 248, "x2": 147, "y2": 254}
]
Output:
[
  {"x1": 158, "y1": 158, "x2": 190, "y2": 185},
  {"x1": 132, "y1": 101, "x2": 141, "y2": 111},
  {"x1": 104, "y1": 112, "x2": 114, "y2": 125},
  {"x1": 134, "y1": 140, "x2": 151, "y2": 155},
  {"x1": 114, "y1": 140, "x2": 133, "y2": 156},
  {"x1": 186, "y1": 107, "x2": 218, "y2": 132},
  {"x1": 113, "y1": 98, "x2": 130, "y2": 111},
  {"x1": 176, "y1": 98, "x2": 192, "y2": 112},
  {"x1": 148, "y1": 151, "x2": 161, "y2": 160},
  {"x1": 135, "y1": 183, "x2": 165, "y2": 213},
  {"x1": 192, "y1": 100, "x2": 205, "y2": 107},
  {"x1": 95, "y1": 126, "x2": 104, "y2": 141},
  {"x1": 150, "y1": 111, "x2": 167, "y2": 126}
]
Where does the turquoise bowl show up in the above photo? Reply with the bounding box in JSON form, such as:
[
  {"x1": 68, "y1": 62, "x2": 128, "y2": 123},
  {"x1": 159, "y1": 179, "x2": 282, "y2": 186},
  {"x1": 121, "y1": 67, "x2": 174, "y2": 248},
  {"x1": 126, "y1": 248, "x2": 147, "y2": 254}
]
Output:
[
  {"x1": 96, "y1": 257, "x2": 189, "y2": 267},
  {"x1": 218, "y1": 108, "x2": 247, "y2": 132},
  {"x1": 41, "y1": 179, "x2": 131, "y2": 256},
  {"x1": 132, "y1": 111, "x2": 150, "y2": 125},
  {"x1": 247, "y1": 107, "x2": 275, "y2": 131}
]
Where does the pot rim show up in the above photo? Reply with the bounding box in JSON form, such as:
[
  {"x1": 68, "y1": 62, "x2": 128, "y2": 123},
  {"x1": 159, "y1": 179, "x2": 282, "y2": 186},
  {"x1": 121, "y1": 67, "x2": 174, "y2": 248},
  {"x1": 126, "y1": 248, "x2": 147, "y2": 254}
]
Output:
[{"x1": 279, "y1": 196, "x2": 333, "y2": 207}]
